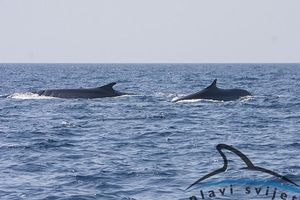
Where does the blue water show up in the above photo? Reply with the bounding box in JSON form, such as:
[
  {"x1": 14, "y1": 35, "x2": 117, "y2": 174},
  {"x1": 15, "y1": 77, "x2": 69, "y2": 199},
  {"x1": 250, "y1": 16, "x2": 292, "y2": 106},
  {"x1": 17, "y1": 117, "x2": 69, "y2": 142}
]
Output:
[{"x1": 0, "y1": 63, "x2": 300, "y2": 200}]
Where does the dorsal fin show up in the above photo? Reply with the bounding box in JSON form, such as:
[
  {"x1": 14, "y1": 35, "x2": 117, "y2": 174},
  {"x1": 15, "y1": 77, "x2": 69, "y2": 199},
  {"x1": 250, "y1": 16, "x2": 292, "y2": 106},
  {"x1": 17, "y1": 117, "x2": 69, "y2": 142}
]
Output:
[
  {"x1": 206, "y1": 79, "x2": 217, "y2": 89},
  {"x1": 98, "y1": 82, "x2": 117, "y2": 90}
]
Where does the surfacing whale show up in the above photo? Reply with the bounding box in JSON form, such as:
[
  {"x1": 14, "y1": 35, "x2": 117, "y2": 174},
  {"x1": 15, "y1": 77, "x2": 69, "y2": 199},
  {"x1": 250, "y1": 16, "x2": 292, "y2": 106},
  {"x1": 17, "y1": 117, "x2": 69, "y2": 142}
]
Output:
[
  {"x1": 174, "y1": 79, "x2": 251, "y2": 102},
  {"x1": 35, "y1": 82, "x2": 130, "y2": 99}
]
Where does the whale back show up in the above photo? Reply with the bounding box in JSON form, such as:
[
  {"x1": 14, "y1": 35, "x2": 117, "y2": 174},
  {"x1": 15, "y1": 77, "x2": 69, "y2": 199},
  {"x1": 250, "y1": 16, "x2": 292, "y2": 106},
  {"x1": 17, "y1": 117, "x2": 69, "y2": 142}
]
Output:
[
  {"x1": 174, "y1": 79, "x2": 251, "y2": 102},
  {"x1": 36, "y1": 82, "x2": 129, "y2": 98}
]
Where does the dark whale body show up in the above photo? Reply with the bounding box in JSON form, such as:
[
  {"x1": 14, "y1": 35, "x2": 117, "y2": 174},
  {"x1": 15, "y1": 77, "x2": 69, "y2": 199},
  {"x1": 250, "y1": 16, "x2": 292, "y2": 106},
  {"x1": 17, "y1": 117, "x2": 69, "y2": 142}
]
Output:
[
  {"x1": 35, "y1": 82, "x2": 129, "y2": 99},
  {"x1": 174, "y1": 79, "x2": 251, "y2": 102}
]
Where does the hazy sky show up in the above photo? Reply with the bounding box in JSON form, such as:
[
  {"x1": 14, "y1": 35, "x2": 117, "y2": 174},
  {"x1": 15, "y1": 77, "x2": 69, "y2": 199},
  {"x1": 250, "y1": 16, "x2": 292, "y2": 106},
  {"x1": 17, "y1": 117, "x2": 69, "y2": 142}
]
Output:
[{"x1": 0, "y1": 0, "x2": 299, "y2": 63}]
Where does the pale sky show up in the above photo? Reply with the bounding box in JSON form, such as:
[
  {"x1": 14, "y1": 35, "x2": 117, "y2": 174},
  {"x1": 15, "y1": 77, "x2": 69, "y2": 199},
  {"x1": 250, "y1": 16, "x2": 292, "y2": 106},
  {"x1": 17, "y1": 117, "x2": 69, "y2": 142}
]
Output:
[{"x1": 0, "y1": 0, "x2": 299, "y2": 63}]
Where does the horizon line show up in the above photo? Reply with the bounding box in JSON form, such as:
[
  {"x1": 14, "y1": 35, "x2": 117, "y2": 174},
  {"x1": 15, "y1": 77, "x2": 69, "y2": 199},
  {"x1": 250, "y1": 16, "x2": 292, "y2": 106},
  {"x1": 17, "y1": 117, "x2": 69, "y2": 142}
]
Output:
[{"x1": 0, "y1": 62, "x2": 300, "y2": 65}]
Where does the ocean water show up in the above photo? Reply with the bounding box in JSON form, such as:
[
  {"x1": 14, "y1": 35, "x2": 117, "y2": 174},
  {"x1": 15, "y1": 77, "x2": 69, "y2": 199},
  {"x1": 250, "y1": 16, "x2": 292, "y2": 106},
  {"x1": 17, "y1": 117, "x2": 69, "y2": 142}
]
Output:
[{"x1": 0, "y1": 63, "x2": 299, "y2": 200}]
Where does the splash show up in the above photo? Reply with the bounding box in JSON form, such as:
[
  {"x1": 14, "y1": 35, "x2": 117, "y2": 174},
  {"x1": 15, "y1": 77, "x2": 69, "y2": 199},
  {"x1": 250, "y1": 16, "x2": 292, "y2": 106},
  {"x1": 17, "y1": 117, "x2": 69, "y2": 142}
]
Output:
[
  {"x1": 172, "y1": 97, "x2": 224, "y2": 103},
  {"x1": 7, "y1": 92, "x2": 55, "y2": 100},
  {"x1": 240, "y1": 95, "x2": 253, "y2": 102}
]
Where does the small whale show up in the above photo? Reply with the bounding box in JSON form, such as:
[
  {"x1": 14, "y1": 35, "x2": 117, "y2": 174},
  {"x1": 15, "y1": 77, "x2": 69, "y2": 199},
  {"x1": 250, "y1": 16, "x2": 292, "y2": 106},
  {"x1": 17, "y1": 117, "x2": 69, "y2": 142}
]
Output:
[
  {"x1": 186, "y1": 144, "x2": 299, "y2": 190},
  {"x1": 174, "y1": 79, "x2": 251, "y2": 102},
  {"x1": 34, "y1": 82, "x2": 130, "y2": 99}
]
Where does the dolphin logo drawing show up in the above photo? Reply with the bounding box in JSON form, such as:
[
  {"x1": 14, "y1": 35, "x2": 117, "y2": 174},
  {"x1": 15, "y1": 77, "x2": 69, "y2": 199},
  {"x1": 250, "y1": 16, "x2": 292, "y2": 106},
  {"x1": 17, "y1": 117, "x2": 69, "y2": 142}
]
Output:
[{"x1": 186, "y1": 144, "x2": 299, "y2": 190}]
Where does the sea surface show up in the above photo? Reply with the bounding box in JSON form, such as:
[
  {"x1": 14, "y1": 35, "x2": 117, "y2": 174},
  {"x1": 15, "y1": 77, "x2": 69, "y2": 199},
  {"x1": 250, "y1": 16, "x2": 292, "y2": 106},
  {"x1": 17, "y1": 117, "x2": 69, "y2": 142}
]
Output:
[{"x1": 0, "y1": 63, "x2": 299, "y2": 200}]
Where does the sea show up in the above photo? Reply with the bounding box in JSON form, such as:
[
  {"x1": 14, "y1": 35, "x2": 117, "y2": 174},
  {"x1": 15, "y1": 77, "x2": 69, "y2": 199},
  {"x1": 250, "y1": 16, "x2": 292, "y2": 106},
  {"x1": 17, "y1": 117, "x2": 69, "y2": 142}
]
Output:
[{"x1": 0, "y1": 63, "x2": 299, "y2": 200}]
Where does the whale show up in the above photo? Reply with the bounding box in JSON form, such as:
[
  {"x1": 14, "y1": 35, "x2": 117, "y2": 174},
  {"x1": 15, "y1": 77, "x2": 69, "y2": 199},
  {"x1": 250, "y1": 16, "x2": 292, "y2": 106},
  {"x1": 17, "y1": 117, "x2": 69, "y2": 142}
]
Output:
[
  {"x1": 34, "y1": 82, "x2": 130, "y2": 99},
  {"x1": 186, "y1": 144, "x2": 299, "y2": 190},
  {"x1": 174, "y1": 79, "x2": 251, "y2": 102}
]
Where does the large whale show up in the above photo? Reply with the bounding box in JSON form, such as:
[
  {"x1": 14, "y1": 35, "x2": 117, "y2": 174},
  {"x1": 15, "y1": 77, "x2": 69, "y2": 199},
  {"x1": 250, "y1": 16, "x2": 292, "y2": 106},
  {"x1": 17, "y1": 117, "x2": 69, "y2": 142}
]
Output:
[
  {"x1": 34, "y1": 82, "x2": 130, "y2": 99},
  {"x1": 174, "y1": 79, "x2": 251, "y2": 102}
]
